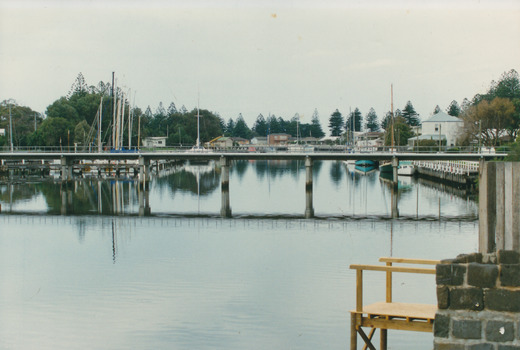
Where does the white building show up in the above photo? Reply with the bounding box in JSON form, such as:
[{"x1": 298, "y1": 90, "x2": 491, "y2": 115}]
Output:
[
  {"x1": 410, "y1": 111, "x2": 463, "y2": 147},
  {"x1": 142, "y1": 136, "x2": 167, "y2": 148}
]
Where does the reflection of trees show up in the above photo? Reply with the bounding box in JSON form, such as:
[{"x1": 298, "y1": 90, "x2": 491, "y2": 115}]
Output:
[
  {"x1": 231, "y1": 160, "x2": 249, "y2": 180},
  {"x1": 0, "y1": 182, "x2": 39, "y2": 204},
  {"x1": 329, "y1": 161, "x2": 344, "y2": 184},
  {"x1": 39, "y1": 180, "x2": 137, "y2": 215},
  {"x1": 154, "y1": 166, "x2": 220, "y2": 196},
  {"x1": 312, "y1": 160, "x2": 323, "y2": 181}
]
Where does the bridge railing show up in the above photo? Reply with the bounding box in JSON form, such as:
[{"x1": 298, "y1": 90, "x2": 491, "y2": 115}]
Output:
[{"x1": 0, "y1": 144, "x2": 510, "y2": 154}]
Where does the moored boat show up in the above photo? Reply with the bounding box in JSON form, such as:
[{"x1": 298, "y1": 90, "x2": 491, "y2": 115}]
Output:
[
  {"x1": 355, "y1": 160, "x2": 377, "y2": 167},
  {"x1": 398, "y1": 161, "x2": 416, "y2": 176}
]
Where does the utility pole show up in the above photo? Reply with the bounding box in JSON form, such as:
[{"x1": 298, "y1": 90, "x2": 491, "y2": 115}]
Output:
[{"x1": 9, "y1": 103, "x2": 13, "y2": 152}]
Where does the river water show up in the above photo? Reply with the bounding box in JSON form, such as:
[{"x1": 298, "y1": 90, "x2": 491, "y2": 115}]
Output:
[{"x1": 0, "y1": 160, "x2": 479, "y2": 349}]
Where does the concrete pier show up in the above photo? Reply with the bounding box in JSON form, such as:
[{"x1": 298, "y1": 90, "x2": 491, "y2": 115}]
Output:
[
  {"x1": 305, "y1": 157, "x2": 314, "y2": 218},
  {"x1": 139, "y1": 157, "x2": 150, "y2": 190},
  {"x1": 220, "y1": 156, "x2": 230, "y2": 191}
]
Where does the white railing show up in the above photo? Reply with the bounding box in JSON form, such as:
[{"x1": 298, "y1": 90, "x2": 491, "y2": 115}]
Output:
[{"x1": 413, "y1": 160, "x2": 479, "y2": 175}]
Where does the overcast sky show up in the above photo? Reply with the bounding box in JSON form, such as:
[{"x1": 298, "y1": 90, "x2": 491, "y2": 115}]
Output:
[{"x1": 1, "y1": 0, "x2": 519, "y2": 132}]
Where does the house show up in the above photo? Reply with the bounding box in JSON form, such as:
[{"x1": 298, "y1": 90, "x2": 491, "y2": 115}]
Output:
[
  {"x1": 251, "y1": 136, "x2": 267, "y2": 145},
  {"x1": 300, "y1": 137, "x2": 320, "y2": 144},
  {"x1": 355, "y1": 131, "x2": 384, "y2": 149},
  {"x1": 231, "y1": 137, "x2": 250, "y2": 146},
  {"x1": 268, "y1": 133, "x2": 291, "y2": 145},
  {"x1": 142, "y1": 136, "x2": 167, "y2": 148},
  {"x1": 207, "y1": 136, "x2": 233, "y2": 148},
  {"x1": 411, "y1": 111, "x2": 463, "y2": 147}
]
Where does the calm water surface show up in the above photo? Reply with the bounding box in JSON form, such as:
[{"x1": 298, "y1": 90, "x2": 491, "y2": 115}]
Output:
[{"x1": 0, "y1": 160, "x2": 479, "y2": 349}]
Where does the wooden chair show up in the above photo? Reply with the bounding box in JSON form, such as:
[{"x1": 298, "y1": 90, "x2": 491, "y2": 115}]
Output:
[{"x1": 350, "y1": 257, "x2": 440, "y2": 350}]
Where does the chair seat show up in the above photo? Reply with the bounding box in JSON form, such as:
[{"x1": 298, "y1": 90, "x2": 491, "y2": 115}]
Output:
[{"x1": 352, "y1": 302, "x2": 436, "y2": 321}]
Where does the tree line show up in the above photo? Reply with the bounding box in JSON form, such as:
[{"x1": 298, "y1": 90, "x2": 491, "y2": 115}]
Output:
[
  {"x1": 0, "y1": 70, "x2": 519, "y2": 153},
  {"x1": 325, "y1": 69, "x2": 520, "y2": 149}
]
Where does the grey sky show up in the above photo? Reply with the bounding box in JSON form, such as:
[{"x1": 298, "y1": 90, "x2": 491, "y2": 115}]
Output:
[{"x1": 1, "y1": 0, "x2": 519, "y2": 131}]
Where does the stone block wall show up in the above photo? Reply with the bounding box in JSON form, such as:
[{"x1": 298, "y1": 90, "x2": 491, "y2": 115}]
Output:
[{"x1": 434, "y1": 250, "x2": 520, "y2": 349}]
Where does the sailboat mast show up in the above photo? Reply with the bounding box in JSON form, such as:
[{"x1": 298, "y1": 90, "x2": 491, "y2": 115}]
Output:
[
  {"x1": 391, "y1": 84, "x2": 395, "y2": 153},
  {"x1": 112, "y1": 79, "x2": 118, "y2": 149},
  {"x1": 120, "y1": 92, "x2": 126, "y2": 149},
  {"x1": 196, "y1": 95, "x2": 200, "y2": 148},
  {"x1": 98, "y1": 97, "x2": 103, "y2": 152}
]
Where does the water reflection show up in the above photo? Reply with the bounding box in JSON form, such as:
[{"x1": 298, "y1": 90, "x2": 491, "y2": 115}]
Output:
[
  {"x1": 0, "y1": 160, "x2": 478, "y2": 219},
  {"x1": 0, "y1": 215, "x2": 479, "y2": 350}
]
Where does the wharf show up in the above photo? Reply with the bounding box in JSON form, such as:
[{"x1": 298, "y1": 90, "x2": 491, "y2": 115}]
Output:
[{"x1": 414, "y1": 160, "x2": 479, "y2": 188}]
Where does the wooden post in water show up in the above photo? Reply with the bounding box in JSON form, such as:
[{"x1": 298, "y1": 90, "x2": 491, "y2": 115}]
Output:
[
  {"x1": 305, "y1": 156, "x2": 314, "y2": 218},
  {"x1": 479, "y1": 160, "x2": 496, "y2": 253},
  {"x1": 479, "y1": 160, "x2": 520, "y2": 252}
]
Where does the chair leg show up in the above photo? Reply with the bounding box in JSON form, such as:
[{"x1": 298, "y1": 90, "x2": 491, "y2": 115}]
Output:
[
  {"x1": 362, "y1": 328, "x2": 376, "y2": 350},
  {"x1": 350, "y1": 314, "x2": 357, "y2": 350},
  {"x1": 357, "y1": 327, "x2": 376, "y2": 350},
  {"x1": 380, "y1": 329, "x2": 387, "y2": 350}
]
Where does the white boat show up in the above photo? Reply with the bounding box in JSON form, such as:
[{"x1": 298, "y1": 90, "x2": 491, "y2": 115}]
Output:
[{"x1": 398, "y1": 161, "x2": 416, "y2": 176}]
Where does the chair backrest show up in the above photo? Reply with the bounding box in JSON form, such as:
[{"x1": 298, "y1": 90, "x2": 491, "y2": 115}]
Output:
[{"x1": 349, "y1": 257, "x2": 439, "y2": 312}]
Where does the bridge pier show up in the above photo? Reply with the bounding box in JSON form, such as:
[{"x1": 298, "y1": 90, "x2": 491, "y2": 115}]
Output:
[
  {"x1": 220, "y1": 156, "x2": 230, "y2": 191},
  {"x1": 138, "y1": 186, "x2": 151, "y2": 216},
  {"x1": 60, "y1": 156, "x2": 73, "y2": 182},
  {"x1": 305, "y1": 157, "x2": 314, "y2": 218},
  {"x1": 220, "y1": 156, "x2": 232, "y2": 217},
  {"x1": 139, "y1": 157, "x2": 150, "y2": 190}
]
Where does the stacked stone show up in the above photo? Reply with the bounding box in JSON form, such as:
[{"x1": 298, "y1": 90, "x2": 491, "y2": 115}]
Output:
[{"x1": 434, "y1": 250, "x2": 520, "y2": 350}]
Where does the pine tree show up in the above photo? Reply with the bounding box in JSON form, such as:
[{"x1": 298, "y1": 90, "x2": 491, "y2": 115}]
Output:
[
  {"x1": 402, "y1": 101, "x2": 420, "y2": 126},
  {"x1": 328, "y1": 109, "x2": 344, "y2": 136},
  {"x1": 310, "y1": 108, "x2": 325, "y2": 138},
  {"x1": 433, "y1": 105, "x2": 442, "y2": 114},
  {"x1": 381, "y1": 111, "x2": 393, "y2": 130},
  {"x1": 155, "y1": 102, "x2": 166, "y2": 117},
  {"x1": 167, "y1": 102, "x2": 177, "y2": 115},
  {"x1": 233, "y1": 113, "x2": 252, "y2": 139},
  {"x1": 364, "y1": 108, "x2": 380, "y2": 132},
  {"x1": 252, "y1": 113, "x2": 268, "y2": 136},
  {"x1": 446, "y1": 100, "x2": 461, "y2": 117},
  {"x1": 225, "y1": 118, "x2": 235, "y2": 136},
  {"x1": 345, "y1": 108, "x2": 362, "y2": 132}
]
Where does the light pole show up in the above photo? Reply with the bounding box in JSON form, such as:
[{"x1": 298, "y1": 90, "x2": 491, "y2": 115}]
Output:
[{"x1": 478, "y1": 120, "x2": 482, "y2": 153}]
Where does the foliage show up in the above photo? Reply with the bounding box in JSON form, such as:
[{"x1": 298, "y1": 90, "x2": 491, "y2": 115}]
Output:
[
  {"x1": 460, "y1": 97, "x2": 515, "y2": 146},
  {"x1": 0, "y1": 100, "x2": 43, "y2": 147},
  {"x1": 446, "y1": 100, "x2": 461, "y2": 117},
  {"x1": 252, "y1": 114, "x2": 268, "y2": 136},
  {"x1": 384, "y1": 116, "x2": 413, "y2": 146},
  {"x1": 232, "y1": 113, "x2": 252, "y2": 139},
  {"x1": 402, "y1": 101, "x2": 420, "y2": 126},
  {"x1": 74, "y1": 120, "x2": 91, "y2": 146},
  {"x1": 310, "y1": 109, "x2": 325, "y2": 138},
  {"x1": 364, "y1": 108, "x2": 379, "y2": 132},
  {"x1": 345, "y1": 108, "x2": 362, "y2": 132},
  {"x1": 32, "y1": 117, "x2": 75, "y2": 147},
  {"x1": 381, "y1": 111, "x2": 392, "y2": 130},
  {"x1": 505, "y1": 140, "x2": 520, "y2": 161},
  {"x1": 328, "y1": 109, "x2": 344, "y2": 136}
]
